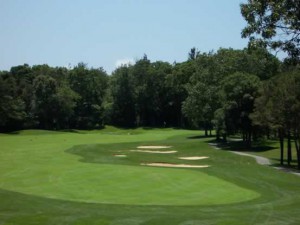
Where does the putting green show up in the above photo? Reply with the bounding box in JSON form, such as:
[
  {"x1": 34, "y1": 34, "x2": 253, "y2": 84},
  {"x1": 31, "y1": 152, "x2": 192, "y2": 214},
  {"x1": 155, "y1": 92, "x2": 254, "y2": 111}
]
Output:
[
  {"x1": 0, "y1": 130, "x2": 260, "y2": 206},
  {"x1": 0, "y1": 164, "x2": 259, "y2": 206}
]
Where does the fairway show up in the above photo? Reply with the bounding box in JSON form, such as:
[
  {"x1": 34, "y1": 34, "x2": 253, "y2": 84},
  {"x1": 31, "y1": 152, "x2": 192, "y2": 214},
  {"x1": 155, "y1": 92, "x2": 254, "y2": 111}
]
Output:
[{"x1": 0, "y1": 127, "x2": 299, "y2": 224}]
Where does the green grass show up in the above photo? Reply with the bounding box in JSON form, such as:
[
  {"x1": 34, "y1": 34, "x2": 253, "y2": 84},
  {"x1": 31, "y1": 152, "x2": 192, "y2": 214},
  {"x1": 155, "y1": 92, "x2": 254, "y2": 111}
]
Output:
[{"x1": 0, "y1": 127, "x2": 299, "y2": 224}]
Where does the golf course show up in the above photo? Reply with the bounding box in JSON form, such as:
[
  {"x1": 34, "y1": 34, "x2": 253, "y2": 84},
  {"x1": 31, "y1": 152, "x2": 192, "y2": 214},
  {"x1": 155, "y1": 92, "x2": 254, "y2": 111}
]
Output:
[
  {"x1": 2, "y1": 0, "x2": 300, "y2": 224},
  {"x1": 0, "y1": 127, "x2": 299, "y2": 225}
]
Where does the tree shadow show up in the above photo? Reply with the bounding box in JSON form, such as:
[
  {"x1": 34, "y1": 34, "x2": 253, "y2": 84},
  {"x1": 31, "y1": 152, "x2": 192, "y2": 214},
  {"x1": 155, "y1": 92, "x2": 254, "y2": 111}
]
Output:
[
  {"x1": 187, "y1": 135, "x2": 215, "y2": 139},
  {"x1": 60, "y1": 129, "x2": 80, "y2": 133},
  {"x1": 271, "y1": 159, "x2": 299, "y2": 172},
  {"x1": 206, "y1": 139, "x2": 276, "y2": 153},
  {"x1": 3, "y1": 131, "x2": 20, "y2": 135},
  {"x1": 141, "y1": 127, "x2": 157, "y2": 130}
]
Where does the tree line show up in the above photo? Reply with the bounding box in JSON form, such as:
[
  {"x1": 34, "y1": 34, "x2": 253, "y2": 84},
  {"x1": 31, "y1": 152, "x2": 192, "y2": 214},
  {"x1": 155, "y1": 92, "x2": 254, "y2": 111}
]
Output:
[
  {"x1": 0, "y1": 63, "x2": 107, "y2": 130},
  {"x1": 1, "y1": 47, "x2": 300, "y2": 168},
  {"x1": 0, "y1": 49, "x2": 277, "y2": 129}
]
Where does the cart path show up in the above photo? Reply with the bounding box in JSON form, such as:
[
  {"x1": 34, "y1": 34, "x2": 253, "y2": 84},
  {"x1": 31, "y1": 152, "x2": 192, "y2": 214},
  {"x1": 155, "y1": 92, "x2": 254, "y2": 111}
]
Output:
[
  {"x1": 230, "y1": 151, "x2": 271, "y2": 165},
  {"x1": 208, "y1": 143, "x2": 300, "y2": 177}
]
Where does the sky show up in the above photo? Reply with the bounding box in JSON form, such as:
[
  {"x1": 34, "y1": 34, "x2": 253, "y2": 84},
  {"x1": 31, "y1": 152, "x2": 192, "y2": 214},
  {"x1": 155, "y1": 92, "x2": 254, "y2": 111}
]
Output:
[{"x1": 0, "y1": 0, "x2": 248, "y2": 74}]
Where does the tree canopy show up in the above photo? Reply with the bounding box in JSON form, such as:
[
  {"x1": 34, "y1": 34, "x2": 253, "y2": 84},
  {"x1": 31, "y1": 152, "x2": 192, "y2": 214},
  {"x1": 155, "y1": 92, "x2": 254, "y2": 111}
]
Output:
[{"x1": 241, "y1": 0, "x2": 300, "y2": 62}]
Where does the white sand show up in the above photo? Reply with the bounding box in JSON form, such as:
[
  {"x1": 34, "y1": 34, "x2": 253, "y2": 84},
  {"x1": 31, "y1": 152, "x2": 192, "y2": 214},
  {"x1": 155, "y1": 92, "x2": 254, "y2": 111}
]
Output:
[
  {"x1": 130, "y1": 150, "x2": 177, "y2": 154},
  {"x1": 113, "y1": 154, "x2": 127, "y2": 157},
  {"x1": 137, "y1": 146, "x2": 172, "y2": 149},
  {"x1": 178, "y1": 156, "x2": 209, "y2": 160},
  {"x1": 141, "y1": 163, "x2": 210, "y2": 168}
]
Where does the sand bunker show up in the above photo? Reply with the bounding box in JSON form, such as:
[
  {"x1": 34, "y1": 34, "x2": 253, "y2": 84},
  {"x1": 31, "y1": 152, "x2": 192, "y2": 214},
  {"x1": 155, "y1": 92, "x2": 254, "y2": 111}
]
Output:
[
  {"x1": 113, "y1": 154, "x2": 127, "y2": 157},
  {"x1": 130, "y1": 150, "x2": 177, "y2": 154},
  {"x1": 141, "y1": 163, "x2": 210, "y2": 168},
  {"x1": 137, "y1": 146, "x2": 172, "y2": 149},
  {"x1": 179, "y1": 156, "x2": 209, "y2": 160}
]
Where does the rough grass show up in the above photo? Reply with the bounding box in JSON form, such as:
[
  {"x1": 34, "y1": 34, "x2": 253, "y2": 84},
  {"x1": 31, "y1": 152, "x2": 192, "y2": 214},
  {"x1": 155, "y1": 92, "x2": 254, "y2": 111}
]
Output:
[{"x1": 0, "y1": 127, "x2": 299, "y2": 225}]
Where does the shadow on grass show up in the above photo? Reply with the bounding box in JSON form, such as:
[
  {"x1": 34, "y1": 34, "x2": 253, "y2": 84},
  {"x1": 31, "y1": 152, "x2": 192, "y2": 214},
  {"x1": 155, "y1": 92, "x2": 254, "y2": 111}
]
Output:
[
  {"x1": 3, "y1": 129, "x2": 85, "y2": 135},
  {"x1": 3, "y1": 129, "x2": 64, "y2": 135},
  {"x1": 4, "y1": 131, "x2": 20, "y2": 135},
  {"x1": 187, "y1": 135, "x2": 216, "y2": 139},
  {"x1": 270, "y1": 158, "x2": 299, "y2": 169},
  {"x1": 206, "y1": 139, "x2": 276, "y2": 153},
  {"x1": 61, "y1": 129, "x2": 80, "y2": 133}
]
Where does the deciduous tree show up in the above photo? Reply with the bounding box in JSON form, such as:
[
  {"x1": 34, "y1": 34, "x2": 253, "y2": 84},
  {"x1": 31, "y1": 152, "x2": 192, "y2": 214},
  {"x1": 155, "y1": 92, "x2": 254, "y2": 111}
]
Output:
[{"x1": 241, "y1": 0, "x2": 300, "y2": 62}]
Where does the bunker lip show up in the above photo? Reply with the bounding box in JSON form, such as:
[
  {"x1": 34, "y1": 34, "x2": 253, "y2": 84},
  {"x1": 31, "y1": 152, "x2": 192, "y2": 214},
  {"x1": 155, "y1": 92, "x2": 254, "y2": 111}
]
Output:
[
  {"x1": 137, "y1": 146, "x2": 172, "y2": 149},
  {"x1": 130, "y1": 150, "x2": 177, "y2": 154},
  {"x1": 179, "y1": 156, "x2": 209, "y2": 160},
  {"x1": 141, "y1": 162, "x2": 210, "y2": 168}
]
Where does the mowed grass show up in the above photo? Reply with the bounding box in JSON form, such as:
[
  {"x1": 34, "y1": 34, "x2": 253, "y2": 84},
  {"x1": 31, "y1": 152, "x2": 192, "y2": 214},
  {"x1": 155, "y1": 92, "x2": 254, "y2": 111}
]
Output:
[
  {"x1": 0, "y1": 136, "x2": 258, "y2": 206},
  {"x1": 0, "y1": 127, "x2": 299, "y2": 225}
]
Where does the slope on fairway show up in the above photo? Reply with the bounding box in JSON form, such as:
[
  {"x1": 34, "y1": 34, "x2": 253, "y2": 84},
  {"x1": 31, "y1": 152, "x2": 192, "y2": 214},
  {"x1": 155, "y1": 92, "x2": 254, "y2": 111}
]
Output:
[{"x1": 0, "y1": 129, "x2": 259, "y2": 206}]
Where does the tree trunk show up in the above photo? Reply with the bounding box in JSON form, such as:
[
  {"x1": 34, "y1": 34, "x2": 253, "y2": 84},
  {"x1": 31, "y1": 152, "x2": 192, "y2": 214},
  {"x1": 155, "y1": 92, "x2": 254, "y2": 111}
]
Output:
[
  {"x1": 205, "y1": 128, "x2": 208, "y2": 137},
  {"x1": 266, "y1": 127, "x2": 270, "y2": 140},
  {"x1": 297, "y1": 150, "x2": 300, "y2": 170},
  {"x1": 216, "y1": 130, "x2": 220, "y2": 141},
  {"x1": 242, "y1": 132, "x2": 245, "y2": 143},
  {"x1": 248, "y1": 130, "x2": 252, "y2": 148},
  {"x1": 294, "y1": 130, "x2": 300, "y2": 170},
  {"x1": 279, "y1": 128, "x2": 284, "y2": 166},
  {"x1": 295, "y1": 138, "x2": 300, "y2": 170},
  {"x1": 287, "y1": 130, "x2": 292, "y2": 166}
]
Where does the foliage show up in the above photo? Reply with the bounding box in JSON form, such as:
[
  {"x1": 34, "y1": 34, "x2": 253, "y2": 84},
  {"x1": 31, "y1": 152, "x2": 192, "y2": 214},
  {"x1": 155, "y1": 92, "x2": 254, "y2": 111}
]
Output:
[
  {"x1": 252, "y1": 70, "x2": 300, "y2": 168},
  {"x1": 165, "y1": 60, "x2": 195, "y2": 127},
  {"x1": 183, "y1": 48, "x2": 277, "y2": 138},
  {"x1": 0, "y1": 75, "x2": 26, "y2": 131},
  {"x1": 241, "y1": 0, "x2": 300, "y2": 62},
  {"x1": 109, "y1": 57, "x2": 174, "y2": 127},
  {"x1": 110, "y1": 66, "x2": 136, "y2": 127},
  {"x1": 221, "y1": 72, "x2": 261, "y2": 145},
  {"x1": 68, "y1": 63, "x2": 108, "y2": 129}
]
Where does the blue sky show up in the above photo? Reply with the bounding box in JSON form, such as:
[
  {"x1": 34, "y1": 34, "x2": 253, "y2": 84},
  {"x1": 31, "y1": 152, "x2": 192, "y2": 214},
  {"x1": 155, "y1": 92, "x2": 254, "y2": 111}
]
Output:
[{"x1": 0, "y1": 0, "x2": 248, "y2": 73}]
